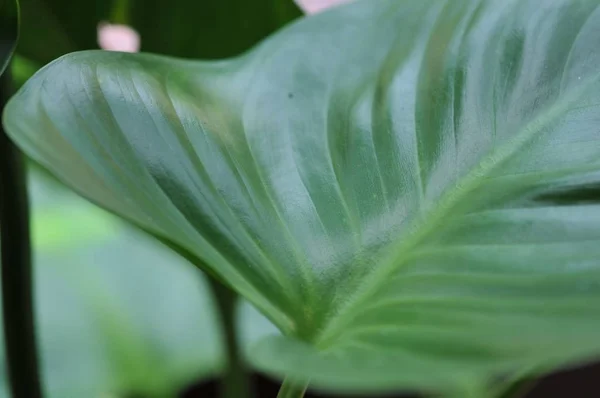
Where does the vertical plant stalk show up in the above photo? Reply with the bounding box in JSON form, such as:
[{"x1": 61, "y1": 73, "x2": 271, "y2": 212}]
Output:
[
  {"x1": 277, "y1": 378, "x2": 308, "y2": 398},
  {"x1": 0, "y1": 70, "x2": 43, "y2": 397},
  {"x1": 110, "y1": 0, "x2": 132, "y2": 24},
  {"x1": 207, "y1": 276, "x2": 250, "y2": 398}
]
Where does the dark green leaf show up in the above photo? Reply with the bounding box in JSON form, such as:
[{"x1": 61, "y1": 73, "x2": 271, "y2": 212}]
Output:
[
  {"x1": 6, "y1": 0, "x2": 600, "y2": 393},
  {"x1": 0, "y1": 0, "x2": 18, "y2": 75}
]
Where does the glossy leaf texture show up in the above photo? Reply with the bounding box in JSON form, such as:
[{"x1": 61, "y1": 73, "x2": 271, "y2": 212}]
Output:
[
  {"x1": 0, "y1": 0, "x2": 18, "y2": 75},
  {"x1": 0, "y1": 172, "x2": 224, "y2": 397},
  {"x1": 5, "y1": 0, "x2": 600, "y2": 393},
  {"x1": 17, "y1": 0, "x2": 301, "y2": 67}
]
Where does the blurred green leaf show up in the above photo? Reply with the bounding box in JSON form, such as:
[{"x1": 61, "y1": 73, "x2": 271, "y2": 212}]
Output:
[
  {"x1": 0, "y1": 172, "x2": 225, "y2": 398},
  {"x1": 0, "y1": 0, "x2": 18, "y2": 75}
]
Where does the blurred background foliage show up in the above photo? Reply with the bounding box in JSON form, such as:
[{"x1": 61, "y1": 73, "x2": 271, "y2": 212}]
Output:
[
  {"x1": 0, "y1": 171, "x2": 224, "y2": 398},
  {"x1": 13, "y1": 0, "x2": 303, "y2": 86}
]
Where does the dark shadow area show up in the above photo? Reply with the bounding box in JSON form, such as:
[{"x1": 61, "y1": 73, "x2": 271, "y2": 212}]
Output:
[
  {"x1": 180, "y1": 360, "x2": 600, "y2": 397},
  {"x1": 527, "y1": 361, "x2": 600, "y2": 398},
  {"x1": 534, "y1": 183, "x2": 600, "y2": 206}
]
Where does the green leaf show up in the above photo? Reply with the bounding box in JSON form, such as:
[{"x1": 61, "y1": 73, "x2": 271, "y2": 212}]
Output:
[
  {"x1": 0, "y1": 0, "x2": 18, "y2": 75},
  {"x1": 6, "y1": 0, "x2": 600, "y2": 393},
  {"x1": 0, "y1": 172, "x2": 225, "y2": 397},
  {"x1": 17, "y1": 0, "x2": 302, "y2": 66}
]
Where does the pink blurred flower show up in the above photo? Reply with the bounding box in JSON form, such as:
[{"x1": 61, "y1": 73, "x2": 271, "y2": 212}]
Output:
[
  {"x1": 97, "y1": 22, "x2": 140, "y2": 53},
  {"x1": 295, "y1": 0, "x2": 352, "y2": 14}
]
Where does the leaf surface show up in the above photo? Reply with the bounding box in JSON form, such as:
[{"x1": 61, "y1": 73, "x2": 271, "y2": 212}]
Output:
[{"x1": 6, "y1": 0, "x2": 600, "y2": 392}]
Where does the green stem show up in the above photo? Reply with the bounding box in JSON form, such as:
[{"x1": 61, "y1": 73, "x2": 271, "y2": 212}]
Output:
[
  {"x1": 110, "y1": 0, "x2": 132, "y2": 24},
  {"x1": 277, "y1": 378, "x2": 308, "y2": 398},
  {"x1": 0, "y1": 70, "x2": 43, "y2": 397},
  {"x1": 207, "y1": 276, "x2": 250, "y2": 398}
]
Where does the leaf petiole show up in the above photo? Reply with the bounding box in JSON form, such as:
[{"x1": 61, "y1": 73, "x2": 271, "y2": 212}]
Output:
[{"x1": 208, "y1": 277, "x2": 250, "y2": 398}]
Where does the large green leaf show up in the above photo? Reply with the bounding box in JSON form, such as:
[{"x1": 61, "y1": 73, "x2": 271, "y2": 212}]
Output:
[
  {"x1": 0, "y1": 172, "x2": 224, "y2": 398},
  {"x1": 17, "y1": 0, "x2": 301, "y2": 66},
  {"x1": 5, "y1": 0, "x2": 600, "y2": 393},
  {"x1": 0, "y1": 0, "x2": 18, "y2": 75}
]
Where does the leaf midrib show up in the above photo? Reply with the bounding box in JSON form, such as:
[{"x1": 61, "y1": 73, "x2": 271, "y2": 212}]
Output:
[{"x1": 314, "y1": 73, "x2": 599, "y2": 349}]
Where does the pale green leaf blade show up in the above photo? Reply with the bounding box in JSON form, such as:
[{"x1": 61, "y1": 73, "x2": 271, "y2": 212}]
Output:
[{"x1": 5, "y1": 0, "x2": 600, "y2": 393}]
